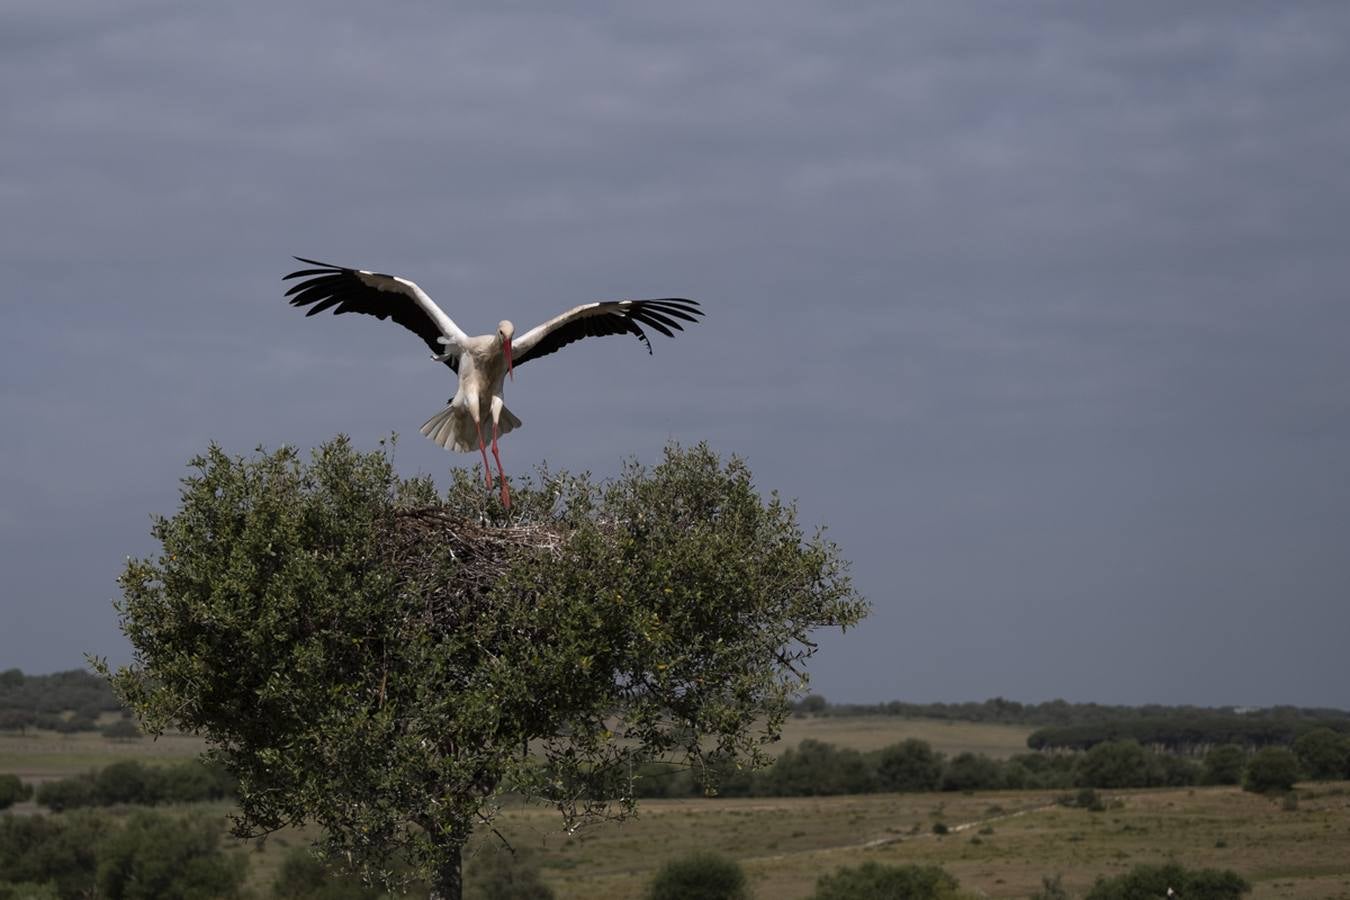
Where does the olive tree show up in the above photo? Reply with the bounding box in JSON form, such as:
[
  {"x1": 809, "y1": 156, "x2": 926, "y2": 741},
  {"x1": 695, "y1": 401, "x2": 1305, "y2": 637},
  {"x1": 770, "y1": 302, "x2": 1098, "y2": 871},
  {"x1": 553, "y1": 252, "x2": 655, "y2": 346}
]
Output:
[{"x1": 98, "y1": 438, "x2": 866, "y2": 899}]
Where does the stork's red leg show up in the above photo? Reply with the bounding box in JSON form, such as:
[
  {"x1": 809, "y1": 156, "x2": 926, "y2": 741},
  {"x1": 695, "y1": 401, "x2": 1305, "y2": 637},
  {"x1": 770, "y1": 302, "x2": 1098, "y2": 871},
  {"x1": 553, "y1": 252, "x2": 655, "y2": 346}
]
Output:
[
  {"x1": 491, "y1": 419, "x2": 510, "y2": 509},
  {"x1": 475, "y1": 419, "x2": 492, "y2": 488}
]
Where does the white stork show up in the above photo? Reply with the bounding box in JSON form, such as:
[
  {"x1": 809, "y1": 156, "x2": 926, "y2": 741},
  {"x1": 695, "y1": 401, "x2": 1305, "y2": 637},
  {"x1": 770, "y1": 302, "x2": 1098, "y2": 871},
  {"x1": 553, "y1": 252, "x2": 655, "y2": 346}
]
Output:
[{"x1": 282, "y1": 258, "x2": 703, "y2": 508}]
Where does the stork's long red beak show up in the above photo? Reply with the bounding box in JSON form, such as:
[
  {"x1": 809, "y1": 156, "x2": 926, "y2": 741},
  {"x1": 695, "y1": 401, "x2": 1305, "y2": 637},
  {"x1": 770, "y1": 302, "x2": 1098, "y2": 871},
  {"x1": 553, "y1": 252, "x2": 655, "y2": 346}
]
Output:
[{"x1": 504, "y1": 336, "x2": 513, "y2": 381}]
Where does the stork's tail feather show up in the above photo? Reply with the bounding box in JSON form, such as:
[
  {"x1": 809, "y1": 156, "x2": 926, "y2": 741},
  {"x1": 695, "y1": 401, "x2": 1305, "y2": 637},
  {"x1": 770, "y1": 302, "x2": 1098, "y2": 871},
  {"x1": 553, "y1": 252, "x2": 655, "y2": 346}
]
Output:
[{"x1": 419, "y1": 401, "x2": 522, "y2": 452}]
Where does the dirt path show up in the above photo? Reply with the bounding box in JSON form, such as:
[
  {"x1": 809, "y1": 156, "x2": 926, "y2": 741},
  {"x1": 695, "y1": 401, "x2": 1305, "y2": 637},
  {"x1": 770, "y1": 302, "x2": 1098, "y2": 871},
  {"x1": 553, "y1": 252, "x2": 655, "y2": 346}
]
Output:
[{"x1": 858, "y1": 800, "x2": 1059, "y2": 849}]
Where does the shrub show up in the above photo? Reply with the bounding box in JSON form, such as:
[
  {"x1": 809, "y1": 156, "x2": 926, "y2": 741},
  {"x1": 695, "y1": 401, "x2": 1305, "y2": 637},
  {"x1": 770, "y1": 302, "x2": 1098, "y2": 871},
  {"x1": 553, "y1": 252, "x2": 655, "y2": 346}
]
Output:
[
  {"x1": 157, "y1": 760, "x2": 235, "y2": 804},
  {"x1": 94, "y1": 761, "x2": 161, "y2": 807},
  {"x1": 0, "y1": 810, "x2": 109, "y2": 897},
  {"x1": 1085, "y1": 862, "x2": 1249, "y2": 899},
  {"x1": 940, "y1": 752, "x2": 1003, "y2": 792},
  {"x1": 1202, "y1": 744, "x2": 1247, "y2": 785},
  {"x1": 1075, "y1": 741, "x2": 1152, "y2": 789},
  {"x1": 874, "y1": 739, "x2": 943, "y2": 792},
  {"x1": 272, "y1": 848, "x2": 384, "y2": 900},
  {"x1": 100, "y1": 719, "x2": 142, "y2": 741},
  {"x1": 33, "y1": 761, "x2": 235, "y2": 812},
  {"x1": 645, "y1": 852, "x2": 748, "y2": 900},
  {"x1": 1150, "y1": 753, "x2": 1201, "y2": 787},
  {"x1": 0, "y1": 775, "x2": 31, "y2": 810},
  {"x1": 1293, "y1": 727, "x2": 1350, "y2": 780},
  {"x1": 1006, "y1": 752, "x2": 1075, "y2": 790},
  {"x1": 1244, "y1": 747, "x2": 1300, "y2": 794},
  {"x1": 95, "y1": 811, "x2": 247, "y2": 900},
  {"x1": 762, "y1": 740, "x2": 875, "y2": 796},
  {"x1": 35, "y1": 775, "x2": 97, "y2": 812},
  {"x1": 810, "y1": 862, "x2": 958, "y2": 900}
]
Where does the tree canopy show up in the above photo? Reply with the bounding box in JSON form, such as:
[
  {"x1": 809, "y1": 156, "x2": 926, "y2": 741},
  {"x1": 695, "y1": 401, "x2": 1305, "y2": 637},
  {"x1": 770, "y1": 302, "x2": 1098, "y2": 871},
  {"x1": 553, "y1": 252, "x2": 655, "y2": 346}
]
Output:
[{"x1": 98, "y1": 438, "x2": 866, "y2": 896}]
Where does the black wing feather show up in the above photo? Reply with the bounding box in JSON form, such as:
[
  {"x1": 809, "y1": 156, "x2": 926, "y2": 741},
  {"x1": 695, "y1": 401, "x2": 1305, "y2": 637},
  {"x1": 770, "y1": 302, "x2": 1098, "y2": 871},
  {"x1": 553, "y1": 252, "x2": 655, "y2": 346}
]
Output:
[
  {"x1": 513, "y1": 298, "x2": 703, "y2": 367},
  {"x1": 282, "y1": 258, "x2": 457, "y2": 372}
]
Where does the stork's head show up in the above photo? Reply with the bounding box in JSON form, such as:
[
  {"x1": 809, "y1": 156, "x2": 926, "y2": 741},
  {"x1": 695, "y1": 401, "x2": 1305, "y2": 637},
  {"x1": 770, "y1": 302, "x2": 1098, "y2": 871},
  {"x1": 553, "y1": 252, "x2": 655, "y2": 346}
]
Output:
[{"x1": 498, "y1": 320, "x2": 515, "y2": 381}]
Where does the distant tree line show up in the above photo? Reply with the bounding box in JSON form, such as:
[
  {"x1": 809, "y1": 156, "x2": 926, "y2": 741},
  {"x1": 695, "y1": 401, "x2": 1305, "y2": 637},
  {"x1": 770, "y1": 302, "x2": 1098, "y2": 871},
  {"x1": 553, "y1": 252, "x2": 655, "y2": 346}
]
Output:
[
  {"x1": 1026, "y1": 716, "x2": 1350, "y2": 754},
  {"x1": 0, "y1": 668, "x2": 124, "y2": 733},
  {"x1": 632, "y1": 730, "x2": 1350, "y2": 799},
  {"x1": 790, "y1": 695, "x2": 1350, "y2": 755},
  {"x1": 792, "y1": 694, "x2": 1350, "y2": 730},
  {"x1": 31, "y1": 760, "x2": 235, "y2": 812}
]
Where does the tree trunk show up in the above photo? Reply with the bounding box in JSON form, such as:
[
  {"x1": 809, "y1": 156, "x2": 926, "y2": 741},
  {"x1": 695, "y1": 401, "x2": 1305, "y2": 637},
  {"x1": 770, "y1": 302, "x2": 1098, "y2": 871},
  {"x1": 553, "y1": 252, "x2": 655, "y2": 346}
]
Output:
[{"x1": 429, "y1": 844, "x2": 463, "y2": 900}]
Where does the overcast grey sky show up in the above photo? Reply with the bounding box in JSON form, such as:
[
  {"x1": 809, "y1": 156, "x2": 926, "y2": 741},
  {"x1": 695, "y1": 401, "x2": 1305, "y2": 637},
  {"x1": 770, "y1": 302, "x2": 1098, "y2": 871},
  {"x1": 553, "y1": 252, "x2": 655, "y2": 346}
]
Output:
[{"x1": 3, "y1": 1, "x2": 1347, "y2": 707}]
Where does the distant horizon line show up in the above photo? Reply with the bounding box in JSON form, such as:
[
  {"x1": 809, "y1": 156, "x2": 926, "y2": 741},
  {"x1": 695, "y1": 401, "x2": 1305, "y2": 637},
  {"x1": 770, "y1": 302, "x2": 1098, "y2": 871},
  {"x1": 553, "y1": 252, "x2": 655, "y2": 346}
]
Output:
[{"x1": 7, "y1": 665, "x2": 1347, "y2": 716}]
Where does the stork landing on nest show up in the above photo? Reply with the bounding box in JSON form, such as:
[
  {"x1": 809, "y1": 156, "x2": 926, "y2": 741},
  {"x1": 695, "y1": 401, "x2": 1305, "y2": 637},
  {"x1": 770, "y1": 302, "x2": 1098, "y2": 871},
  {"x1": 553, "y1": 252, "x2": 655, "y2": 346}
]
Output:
[{"x1": 283, "y1": 258, "x2": 703, "y2": 508}]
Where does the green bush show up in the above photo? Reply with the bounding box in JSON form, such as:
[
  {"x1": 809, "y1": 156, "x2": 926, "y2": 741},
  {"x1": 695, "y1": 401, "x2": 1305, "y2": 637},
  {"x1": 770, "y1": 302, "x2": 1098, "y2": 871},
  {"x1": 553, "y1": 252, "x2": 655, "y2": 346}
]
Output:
[
  {"x1": 940, "y1": 752, "x2": 1003, "y2": 792},
  {"x1": 1293, "y1": 727, "x2": 1350, "y2": 780},
  {"x1": 95, "y1": 811, "x2": 247, "y2": 900},
  {"x1": 810, "y1": 862, "x2": 958, "y2": 900},
  {"x1": 645, "y1": 852, "x2": 748, "y2": 900},
  {"x1": 1085, "y1": 862, "x2": 1249, "y2": 899},
  {"x1": 873, "y1": 739, "x2": 943, "y2": 792},
  {"x1": 34, "y1": 776, "x2": 97, "y2": 812},
  {"x1": 1202, "y1": 744, "x2": 1247, "y2": 785},
  {"x1": 94, "y1": 761, "x2": 161, "y2": 806},
  {"x1": 761, "y1": 740, "x2": 875, "y2": 796},
  {"x1": 1075, "y1": 741, "x2": 1153, "y2": 789},
  {"x1": 630, "y1": 762, "x2": 697, "y2": 799},
  {"x1": 100, "y1": 719, "x2": 142, "y2": 740},
  {"x1": 272, "y1": 848, "x2": 385, "y2": 900},
  {"x1": 1244, "y1": 747, "x2": 1300, "y2": 794},
  {"x1": 33, "y1": 760, "x2": 234, "y2": 812},
  {"x1": 0, "y1": 775, "x2": 31, "y2": 810},
  {"x1": 1005, "y1": 753, "x2": 1075, "y2": 790},
  {"x1": 157, "y1": 760, "x2": 234, "y2": 804},
  {"x1": 0, "y1": 811, "x2": 110, "y2": 898}
]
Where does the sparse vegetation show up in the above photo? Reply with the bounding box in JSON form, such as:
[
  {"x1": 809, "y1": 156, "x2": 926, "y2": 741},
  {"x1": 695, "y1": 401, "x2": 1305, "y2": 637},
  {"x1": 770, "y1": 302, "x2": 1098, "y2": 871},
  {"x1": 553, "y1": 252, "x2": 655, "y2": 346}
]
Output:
[{"x1": 1030, "y1": 873, "x2": 1070, "y2": 900}]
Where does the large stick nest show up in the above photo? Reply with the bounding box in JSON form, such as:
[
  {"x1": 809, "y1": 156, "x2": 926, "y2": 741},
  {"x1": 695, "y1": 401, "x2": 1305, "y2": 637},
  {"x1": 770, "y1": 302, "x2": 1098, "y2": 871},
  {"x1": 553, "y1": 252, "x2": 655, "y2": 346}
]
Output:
[{"x1": 382, "y1": 507, "x2": 569, "y2": 626}]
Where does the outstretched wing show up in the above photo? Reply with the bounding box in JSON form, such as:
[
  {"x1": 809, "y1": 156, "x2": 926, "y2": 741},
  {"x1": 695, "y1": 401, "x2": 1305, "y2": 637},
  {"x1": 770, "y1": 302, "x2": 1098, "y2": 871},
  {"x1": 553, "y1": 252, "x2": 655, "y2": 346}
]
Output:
[
  {"x1": 282, "y1": 257, "x2": 470, "y2": 372},
  {"x1": 511, "y1": 298, "x2": 703, "y2": 367}
]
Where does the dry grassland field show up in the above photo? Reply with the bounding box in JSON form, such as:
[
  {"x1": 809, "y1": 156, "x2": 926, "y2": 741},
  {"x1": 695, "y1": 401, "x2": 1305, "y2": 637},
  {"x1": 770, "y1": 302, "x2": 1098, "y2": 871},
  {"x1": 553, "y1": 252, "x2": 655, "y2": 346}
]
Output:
[
  {"x1": 5, "y1": 721, "x2": 1350, "y2": 898},
  {"x1": 0, "y1": 729, "x2": 207, "y2": 782},
  {"x1": 509, "y1": 783, "x2": 1350, "y2": 900}
]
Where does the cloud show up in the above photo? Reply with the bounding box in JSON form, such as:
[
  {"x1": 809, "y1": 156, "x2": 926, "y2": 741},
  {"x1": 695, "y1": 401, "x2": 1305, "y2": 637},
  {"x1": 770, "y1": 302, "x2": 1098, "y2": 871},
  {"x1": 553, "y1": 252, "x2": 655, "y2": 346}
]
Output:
[{"x1": 2, "y1": 1, "x2": 1348, "y2": 705}]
